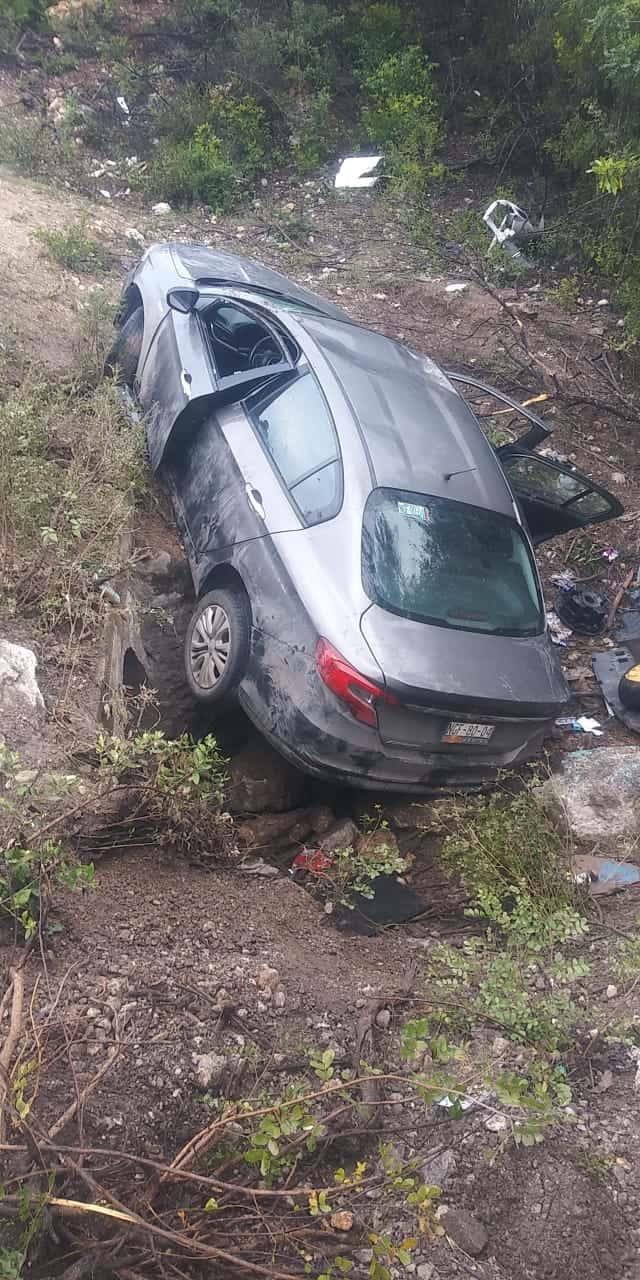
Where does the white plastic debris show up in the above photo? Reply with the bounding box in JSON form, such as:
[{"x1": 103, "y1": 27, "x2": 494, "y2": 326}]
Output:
[
  {"x1": 547, "y1": 610, "x2": 572, "y2": 646},
  {"x1": 445, "y1": 282, "x2": 469, "y2": 293},
  {"x1": 482, "y1": 198, "x2": 544, "y2": 256},
  {"x1": 98, "y1": 189, "x2": 112, "y2": 200},
  {"x1": 556, "y1": 716, "x2": 604, "y2": 736},
  {"x1": 551, "y1": 569, "x2": 577, "y2": 590},
  {"x1": 116, "y1": 95, "x2": 130, "y2": 116},
  {"x1": 334, "y1": 155, "x2": 384, "y2": 189}
]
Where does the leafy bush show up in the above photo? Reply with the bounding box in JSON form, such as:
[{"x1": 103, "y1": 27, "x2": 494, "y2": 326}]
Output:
[
  {"x1": 144, "y1": 90, "x2": 269, "y2": 207},
  {"x1": 361, "y1": 46, "x2": 443, "y2": 196},
  {"x1": 290, "y1": 88, "x2": 339, "y2": 173},
  {"x1": 348, "y1": 1, "x2": 419, "y2": 74},
  {"x1": 143, "y1": 124, "x2": 236, "y2": 209}
]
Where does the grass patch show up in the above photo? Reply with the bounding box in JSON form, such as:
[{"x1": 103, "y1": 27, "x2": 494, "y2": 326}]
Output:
[
  {"x1": 0, "y1": 372, "x2": 145, "y2": 630},
  {"x1": 33, "y1": 221, "x2": 110, "y2": 273},
  {"x1": 0, "y1": 117, "x2": 82, "y2": 184}
]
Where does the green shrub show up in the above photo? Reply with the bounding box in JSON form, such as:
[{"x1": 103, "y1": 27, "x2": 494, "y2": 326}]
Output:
[
  {"x1": 34, "y1": 221, "x2": 110, "y2": 273},
  {"x1": 144, "y1": 89, "x2": 270, "y2": 207},
  {"x1": 361, "y1": 46, "x2": 443, "y2": 195},
  {"x1": 290, "y1": 88, "x2": 339, "y2": 173},
  {"x1": 143, "y1": 124, "x2": 236, "y2": 209},
  {"x1": 348, "y1": 1, "x2": 419, "y2": 74}
]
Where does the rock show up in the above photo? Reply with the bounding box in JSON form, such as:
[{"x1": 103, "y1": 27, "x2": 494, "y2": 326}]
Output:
[
  {"x1": 318, "y1": 818, "x2": 358, "y2": 854},
  {"x1": 606, "y1": 984, "x2": 618, "y2": 1000},
  {"x1": 192, "y1": 1052, "x2": 227, "y2": 1089},
  {"x1": 440, "y1": 1208, "x2": 488, "y2": 1256},
  {"x1": 256, "y1": 964, "x2": 280, "y2": 992},
  {"x1": 236, "y1": 809, "x2": 317, "y2": 850},
  {"x1": 416, "y1": 1265, "x2": 436, "y2": 1280},
  {"x1": 356, "y1": 828, "x2": 400, "y2": 860},
  {"x1": 0, "y1": 641, "x2": 45, "y2": 733},
  {"x1": 387, "y1": 801, "x2": 432, "y2": 830},
  {"x1": 538, "y1": 747, "x2": 640, "y2": 854},
  {"x1": 309, "y1": 804, "x2": 335, "y2": 835},
  {"x1": 272, "y1": 988, "x2": 286, "y2": 1010},
  {"x1": 375, "y1": 1008, "x2": 391, "y2": 1030},
  {"x1": 228, "y1": 742, "x2": 306, "y2": 814},
  {"x1": 421, "y1": 1147, "x2": 457, "y2": 1188},
  {"x1": 125, "y1": 227, "x2": 145, "y2": 246},
  {"x1": 152, "y1": 201, "x2": 172, "y2": 215},
  {"x1": 330, "y1": 1210, "x2": 353, "y2": 1231}
]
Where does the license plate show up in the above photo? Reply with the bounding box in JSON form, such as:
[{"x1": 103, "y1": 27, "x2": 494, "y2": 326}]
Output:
[{"x1": 442, "y1": 721, "x2": 495, "y2": 744}]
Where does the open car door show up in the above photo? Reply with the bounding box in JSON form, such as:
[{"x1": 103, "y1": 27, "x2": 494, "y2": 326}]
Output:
[
  {"x1": 449, "y1": 372, "x2": 623, "y2": 544},
  {"x1": 497, "y1": 452, "x2": 623, "y2": 544},
  {"x1": 140, "y1": 293, "x2": 295, "y2": 471}
]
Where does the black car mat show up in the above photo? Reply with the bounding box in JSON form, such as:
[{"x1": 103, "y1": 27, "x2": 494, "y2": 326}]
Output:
[
  {"x1": 592, "y1": 642, "x2": 640, "y2": 734},
  {"x1": 334, "y1": 875, "x2": 426, "y2": 936}
]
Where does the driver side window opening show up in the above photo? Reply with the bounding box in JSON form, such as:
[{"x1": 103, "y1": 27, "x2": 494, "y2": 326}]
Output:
[{"x1": 200, "y1": 300, "x2": 293, "y2": 379}]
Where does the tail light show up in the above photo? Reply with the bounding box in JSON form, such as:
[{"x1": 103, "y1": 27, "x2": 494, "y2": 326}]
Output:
[{"x1": 316, "y1": 638, "x2": 398, "y2": 727}]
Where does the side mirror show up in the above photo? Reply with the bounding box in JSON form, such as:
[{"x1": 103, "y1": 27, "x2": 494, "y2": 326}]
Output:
[{"x1": 167, "y1": 287, "x2": 199, "y2": 314}]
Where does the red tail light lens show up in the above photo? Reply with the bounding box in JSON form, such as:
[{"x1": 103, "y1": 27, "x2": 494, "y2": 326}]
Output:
[{"x1": 316, "y1": 638, "x2": 398, "y2": 727}]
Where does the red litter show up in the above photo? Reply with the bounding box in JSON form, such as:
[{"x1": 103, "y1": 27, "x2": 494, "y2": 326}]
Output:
[{"x1": 290, "y1": 848, "x2": 334, "y2": 875}]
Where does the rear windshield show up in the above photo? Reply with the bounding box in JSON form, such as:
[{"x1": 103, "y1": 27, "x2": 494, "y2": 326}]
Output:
[{"x1": 362, "y1": 488, "x2": 543, "y2": 637}]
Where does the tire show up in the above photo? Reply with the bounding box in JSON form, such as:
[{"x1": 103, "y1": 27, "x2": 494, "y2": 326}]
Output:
[
  {"x1": 184, "y1": 587, "x2": 251, "y2": 706},
  {"x1": 104, "y1": 305, "x2": 144, "y2": 386}
]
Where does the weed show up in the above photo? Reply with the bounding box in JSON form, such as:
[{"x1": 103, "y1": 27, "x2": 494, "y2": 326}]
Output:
[
  {"x1": 96, "y1": 730, "x2": 234, "y2": 862},
  {"x1": 34, "y1": 222, "x2": 110, "y2": 273},
  {"x1": 441, "y1": 788, "x2": 583, "y2": 948},
  {"x1": 142, "y1": 124, "x2": 236, "y2": 210},
  {"x1": 554, "y1": 274, "x2": 581, "y2": 310},
  {"x1": 612, "y1": 932, "x2": 640, "y2": 985},
  {"x1": 326, "y1": 840, "x2": 408, "y2": 908}
]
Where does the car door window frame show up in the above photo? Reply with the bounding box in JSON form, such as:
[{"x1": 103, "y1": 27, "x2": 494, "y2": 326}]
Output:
[
  {"x1": 447, "y1": 371, "x2": 552, "y2": 453},
  {"x1": 245, "y1": 368, "x2": 344, "y2": 527},
  {"x1": 501, "y1": 451, "x2": 623, "y2": 522},
  {"x1": 196, "y1": 296, "x2": 295, "y2": 400}
]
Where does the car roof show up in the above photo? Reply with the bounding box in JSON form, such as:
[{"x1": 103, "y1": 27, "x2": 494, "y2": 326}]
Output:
[
  {"x1": 166, "y1": 242, "x2": 349, "y2": 322},
  {"x1": 297, "y1": 314, "x2": 518, "y2": 516}
]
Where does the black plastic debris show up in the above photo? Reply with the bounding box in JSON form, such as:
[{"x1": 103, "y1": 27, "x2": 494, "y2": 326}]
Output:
[
  {"x1": 557, "y1": 586, "x2": 608, "y2": 635},
  {"x1": 593, "y1": 645, "x2": 640, "y2": 735},
  {"x1": 334, "y1": 875, "x2": 426, "y2": 936}
]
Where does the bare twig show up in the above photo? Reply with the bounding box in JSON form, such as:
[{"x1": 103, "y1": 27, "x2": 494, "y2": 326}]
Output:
[{"x1": 0, "y1": 965, "x2": 24, "y2": 1141}]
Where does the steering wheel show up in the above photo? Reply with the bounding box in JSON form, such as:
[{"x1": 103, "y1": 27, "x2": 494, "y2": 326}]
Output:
[{"x1": 249, "y1": 336, "x2": 281, "y2": 368}]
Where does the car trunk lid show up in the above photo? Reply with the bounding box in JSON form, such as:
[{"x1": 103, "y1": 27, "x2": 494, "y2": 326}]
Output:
[{"x1": 360, "y1": 604, "x2": 568, "y2": 752}]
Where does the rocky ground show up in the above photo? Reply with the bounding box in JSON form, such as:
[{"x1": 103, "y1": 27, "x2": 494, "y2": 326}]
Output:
[{"x1": 2, "y1": 161, "x2": 640, "y2": 1279}]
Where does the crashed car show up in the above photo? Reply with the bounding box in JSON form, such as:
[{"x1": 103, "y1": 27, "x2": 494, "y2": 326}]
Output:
[{"x1": 108, "y1": 243, "x2": 623, "y2": 791}]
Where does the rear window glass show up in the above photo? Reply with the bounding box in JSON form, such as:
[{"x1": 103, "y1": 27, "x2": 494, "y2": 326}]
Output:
[{"x1": 362, "y1": 488, "x2": 543, "y2": 637}]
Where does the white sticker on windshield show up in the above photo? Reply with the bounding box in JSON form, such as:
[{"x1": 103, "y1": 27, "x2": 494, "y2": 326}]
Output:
[{"x1": 398, "y1": 501, "x2": 430, "y2": 522}]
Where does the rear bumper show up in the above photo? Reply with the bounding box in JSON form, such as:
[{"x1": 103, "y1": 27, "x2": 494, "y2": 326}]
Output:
[{"x1": 239, "y1": 648, "x2": 554, "y2": 793}]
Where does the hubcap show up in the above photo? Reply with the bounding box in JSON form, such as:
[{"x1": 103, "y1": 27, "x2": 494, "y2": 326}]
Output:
[{"x1": 190, "y1": 604, "x2": 231, "y2": 689}]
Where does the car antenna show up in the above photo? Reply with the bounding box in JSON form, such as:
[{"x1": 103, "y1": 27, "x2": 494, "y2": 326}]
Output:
[{"x1": 443, "y1": 466, "x2": 477, "y2": 482}]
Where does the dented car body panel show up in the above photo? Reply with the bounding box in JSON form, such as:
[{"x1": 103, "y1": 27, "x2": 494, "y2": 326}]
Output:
[{"x1": 116, "y1": 243, "x2": 624, "y2": 791}]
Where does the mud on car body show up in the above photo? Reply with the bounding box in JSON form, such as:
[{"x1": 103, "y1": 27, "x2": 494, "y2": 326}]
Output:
[{"x1": 108, "y1": 243, "x2": 623, "y2": 792}]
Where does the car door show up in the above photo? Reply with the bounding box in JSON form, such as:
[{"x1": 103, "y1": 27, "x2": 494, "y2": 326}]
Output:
[
  {"x1": 450, "y1": 373, "x2": 623, "y2": 543},
  {"x1": 139, "y1": 295, "x2": 295, "y2": 472}
]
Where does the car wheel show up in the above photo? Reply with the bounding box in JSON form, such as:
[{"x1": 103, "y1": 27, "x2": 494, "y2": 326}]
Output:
[
  {"x1": 104, "y1": 306, "x2": 144, "y2": 386},
  {"x1": 184, "y1": 587, "x2": 251, "y2": 705}
]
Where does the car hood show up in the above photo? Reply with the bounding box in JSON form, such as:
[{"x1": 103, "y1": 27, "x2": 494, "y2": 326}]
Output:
[
  {"x1": 360, "y1": 604, "x2": 568, "y2": 716},
  {"x1": 167, "y1": 244, "x2": 349, "y2": 321}
]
